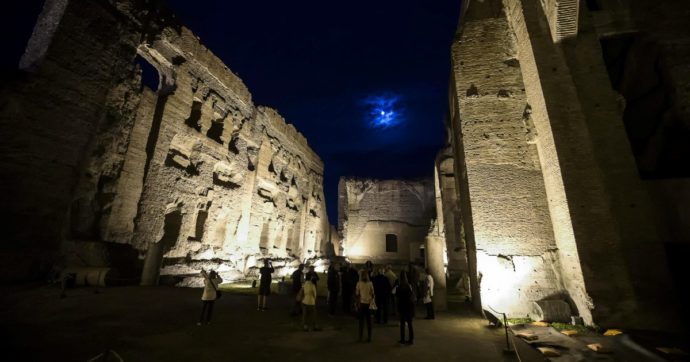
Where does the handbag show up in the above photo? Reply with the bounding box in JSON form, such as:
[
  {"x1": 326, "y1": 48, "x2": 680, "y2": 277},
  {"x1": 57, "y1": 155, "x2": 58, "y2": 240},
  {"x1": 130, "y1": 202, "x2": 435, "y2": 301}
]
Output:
[
  {"x1": 369, "y1": 286, "x2": 377, "y2": 310},
  {"x1": 210, "y1": 279, "x2": 221, "y2": 299},
  {"x1": 296, "y1": 287, "x2": 304, "y2": 302}
]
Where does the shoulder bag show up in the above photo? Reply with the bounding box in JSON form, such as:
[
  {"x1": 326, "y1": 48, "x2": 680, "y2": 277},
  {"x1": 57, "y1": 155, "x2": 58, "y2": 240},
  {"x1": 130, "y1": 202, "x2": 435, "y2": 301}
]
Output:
[
  {"x1": 210, "y1": 278, "x2": 222, "y2": 299},
  {"x1": 296, "y1": 286, "x2": 304, "y2": 302}
]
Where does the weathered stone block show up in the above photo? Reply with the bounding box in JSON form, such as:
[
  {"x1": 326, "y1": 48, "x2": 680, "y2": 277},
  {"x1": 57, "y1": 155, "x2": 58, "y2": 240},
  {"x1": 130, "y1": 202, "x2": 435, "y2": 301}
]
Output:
[{"x1": 212, "y1": 161, "x2": 243, "y2": 187}]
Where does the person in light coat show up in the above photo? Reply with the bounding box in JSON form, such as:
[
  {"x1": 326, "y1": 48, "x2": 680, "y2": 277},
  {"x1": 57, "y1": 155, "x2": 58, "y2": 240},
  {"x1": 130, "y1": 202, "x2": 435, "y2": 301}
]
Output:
[
  {"x1": 355, "y1": 269, "x2": 375, "y2": 342},
  {"x1": 423, "y1": 268, "x2": 435, "y2": 319},
  {"x1": 301, "y1": 275, "x2": 318, "y2": 331},
  {"x1": 198, "y1": 269, "x2": 223, "y2": 325}
]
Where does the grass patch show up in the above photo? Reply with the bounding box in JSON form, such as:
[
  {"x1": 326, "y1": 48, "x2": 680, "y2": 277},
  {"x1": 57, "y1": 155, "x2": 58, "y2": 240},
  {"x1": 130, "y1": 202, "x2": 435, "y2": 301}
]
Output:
[
  {"x1": 550, "y1": 322, "x2": 597, "y2": 335},
  {"x1": 507, "y1": 318, "x2": 534, "y2": 326},
  {"x1": 218, "y1": 282, "x2": 256, "y2": 295}
]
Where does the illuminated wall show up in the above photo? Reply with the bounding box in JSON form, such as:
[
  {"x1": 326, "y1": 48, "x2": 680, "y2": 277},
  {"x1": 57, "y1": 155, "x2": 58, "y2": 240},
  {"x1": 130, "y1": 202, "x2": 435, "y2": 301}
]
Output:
[
  {"x1": 449, "y1": 0, "x2": 571, "y2": 318},
  {"x1": 450, "y1": 0, "x2": 682, "y2": 328},
  {"x1": 0, "y1": 0, "x2": 329, "y2": 284},
  {"x1": 338, "y1": 178, "x2": 434, "y2": 263}
]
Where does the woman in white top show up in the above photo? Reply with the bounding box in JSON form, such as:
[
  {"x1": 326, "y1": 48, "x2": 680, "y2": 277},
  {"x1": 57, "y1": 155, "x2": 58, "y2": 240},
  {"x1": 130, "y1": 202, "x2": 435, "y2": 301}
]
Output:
[
  {"x1": 355, "y1": 269, "x2": 375, "y2": 342},
  {"x1": 423, "y1": 268, "x2": 435, "y2": 319},
  {"x1": 198, "y1": 269, "x2": 223, "y2": 326}
]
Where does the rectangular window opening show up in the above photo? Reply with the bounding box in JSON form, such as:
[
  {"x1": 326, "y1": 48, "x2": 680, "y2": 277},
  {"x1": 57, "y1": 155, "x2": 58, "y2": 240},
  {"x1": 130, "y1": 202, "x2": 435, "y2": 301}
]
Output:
[{"x1": 385, "y1": 234, "x2": 398, "y2": 253}]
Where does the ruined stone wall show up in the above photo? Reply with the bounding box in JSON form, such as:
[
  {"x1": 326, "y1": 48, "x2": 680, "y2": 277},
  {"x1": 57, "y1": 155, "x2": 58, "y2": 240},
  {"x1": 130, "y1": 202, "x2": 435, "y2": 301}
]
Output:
[
  {"x1": 0, "y1": 0, "x2": 144, "y2": 281},
  {"x1": 338, "y1": 178, "x2": 434, "y2": 263},
  {"x1": 449, "y1": 0, "x2": 682, "y2": 328},
  {"x1": 540, "y1": 0, "x2": 579, "y2": 41},
  {"x1": 450, "y1": 0, "x2": 569, "y2": 318},
  {"x1": 447, "y1": 77, "x2": 482, "y2": 310},
  {"x1": 435, "y1": 149, "x2": 469, "y2": 297},
  {"x1": 505, "y1": 0, "x2": 679, "y2": 328},
  {"x1": 0, "y1": 0, "x2": 328, "y2": 283},
  {"x1": 646, "y1": 179, "x2": 690, "y2": 245}
]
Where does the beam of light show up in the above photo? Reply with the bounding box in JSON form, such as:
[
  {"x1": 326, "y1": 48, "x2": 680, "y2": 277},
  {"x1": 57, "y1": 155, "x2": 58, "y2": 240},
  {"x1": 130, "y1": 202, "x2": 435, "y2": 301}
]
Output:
[{"x1": 362, "y1": 94, "x2": 404, "y2": 129}]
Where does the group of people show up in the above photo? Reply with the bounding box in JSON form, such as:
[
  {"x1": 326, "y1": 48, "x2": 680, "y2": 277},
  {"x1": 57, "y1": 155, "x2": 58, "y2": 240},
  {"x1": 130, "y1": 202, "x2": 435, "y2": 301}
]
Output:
[
  {"x1": 290, "y1": 262, "x2": 320, "y2": 331},
  {"x1": 292, "y1": 261, "x2": 436, "y2": 344},
  {"x1": 197, "y1": 259, "x2": 436, "y2": 345}
]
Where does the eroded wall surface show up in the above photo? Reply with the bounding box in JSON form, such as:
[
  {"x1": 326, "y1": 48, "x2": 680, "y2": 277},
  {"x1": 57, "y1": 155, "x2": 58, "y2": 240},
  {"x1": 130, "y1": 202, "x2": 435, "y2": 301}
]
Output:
[
  {"x1": 435, "y1": 148, "x2": 470, "y2": 297},
  {"x1": 0, "y1": 0, "x2": 328, "y2": 284},
  {"x1": 338, "y1": 178, "x2": 434, "y2": 263},
  {"x1": 449, "y1": 0, "x2": 570, "y2": 318},
  {"x1": 449, "y1": 0, "x2": 685, "y2": 328}
]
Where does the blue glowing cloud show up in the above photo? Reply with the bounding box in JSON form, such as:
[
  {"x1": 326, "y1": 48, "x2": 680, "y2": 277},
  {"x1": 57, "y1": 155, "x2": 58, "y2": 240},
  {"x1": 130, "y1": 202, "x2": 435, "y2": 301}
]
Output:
[{"x1": 363, "y1": 94, "x2": 404, "y2": 129}]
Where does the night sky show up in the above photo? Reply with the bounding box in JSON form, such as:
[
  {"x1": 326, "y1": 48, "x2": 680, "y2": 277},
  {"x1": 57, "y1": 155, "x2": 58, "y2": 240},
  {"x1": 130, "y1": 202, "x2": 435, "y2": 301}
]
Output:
[{"x1": 3, "y1": 0, "x2": 462, "y2": 224}]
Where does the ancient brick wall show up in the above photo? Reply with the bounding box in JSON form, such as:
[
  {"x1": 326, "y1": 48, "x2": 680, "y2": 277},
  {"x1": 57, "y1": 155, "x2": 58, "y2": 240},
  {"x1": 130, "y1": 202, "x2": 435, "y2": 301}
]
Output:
[
  {"x1": 541, "y1": 0, "x2": 579, "y2": 42},
  {"x1": 0, "y1": 0, "x2": 328, "y2": 283},
  {"x1": 435, "y1": 149, "x2": 470, "y2": 297},
  {"x1": 449, "y1": 0, "x2": 683, "y2": 328},
  {"x1": 0, "y1": 0, "x2": 143, "y2": 281},
  {"x1": 450, "y1": 0, "x2": 569, "y2": 318},
  {"x1": 506, "y1": 0, "x2": 681, "y2": 328},
  {"x1": 338, "y1": 178, "x2": 434, "y2": 263}
]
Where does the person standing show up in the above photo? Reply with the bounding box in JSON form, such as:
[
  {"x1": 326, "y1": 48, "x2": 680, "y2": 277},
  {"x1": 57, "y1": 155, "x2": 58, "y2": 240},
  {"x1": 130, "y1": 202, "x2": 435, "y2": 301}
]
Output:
[
  {"x1": 257, "y1": 259, "x2": 274, "y2": 311},
  {"x1": 423, "y1": 268, "x2": 435, "y2": 319},
  {"x1": 341, "y1": 263, "x2": 353, "y2": 314},
  {"x1": 384, "y1": 265, "x2": 397, "y2": 316},
  {"x1": 408, "y1": 263, "x2": 420, "y2": 303},
  {"x1": 396, "y1": 271, "x2": 416, "y2": 344},
  {"x1": 198, "y1": 269, "x2": 223, "y2": 326},
  {"x1": 290, "y1": 263, "x2": 305, "y2": 315},
  {"x1": 355, "y1": 269, "x2": 375, "y2": 342},
  {"x1": 347, "y1": 264, "x2": 360, "y2": 313},
  {"x1": 301, "y1": 275, "x2": 318, "y2": 331},
  {"x1": 372, "y1": 268, "x2": 391, "y2": 324},
  {"x1": 306, "y1": 265, "x2": 320, "y2": 286},
  {"x1": 364, "y1": 260, "x2": 374, "y2": 279},
  {"x1": 327, "y1": 264, "x2": 340, "y2": 315}
]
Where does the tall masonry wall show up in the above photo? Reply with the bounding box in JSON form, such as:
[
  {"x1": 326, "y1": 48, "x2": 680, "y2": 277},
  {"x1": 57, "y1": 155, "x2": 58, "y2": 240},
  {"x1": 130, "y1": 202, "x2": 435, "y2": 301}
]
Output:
[
  {"x1": 435, "y1": 148, "x2": 470, "y2": 298},
  {"x1": 0, "y1": 0, "x2": 328, "y2": 284},
  {"x1": 450, "y1": 0, "x2": 683, "y2": 329},
  {"x1": 449, "y1": 0, "x2": 571, "y2": 319},
  {"x1": 338, "y1": 178, "x2": 435, "y2": 264}
]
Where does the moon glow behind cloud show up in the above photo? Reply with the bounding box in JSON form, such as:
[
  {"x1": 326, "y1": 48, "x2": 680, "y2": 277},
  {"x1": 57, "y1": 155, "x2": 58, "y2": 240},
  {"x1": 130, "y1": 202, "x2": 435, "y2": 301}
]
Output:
[{"x1": 364, "y1": 94, "x2": 403, "y2": 129}]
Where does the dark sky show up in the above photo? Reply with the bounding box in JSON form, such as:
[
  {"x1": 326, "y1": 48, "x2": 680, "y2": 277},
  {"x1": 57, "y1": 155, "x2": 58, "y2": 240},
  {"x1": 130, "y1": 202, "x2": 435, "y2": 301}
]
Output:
[{"x1": 4, "y1": 0, "x2": 462, "y2": 224}]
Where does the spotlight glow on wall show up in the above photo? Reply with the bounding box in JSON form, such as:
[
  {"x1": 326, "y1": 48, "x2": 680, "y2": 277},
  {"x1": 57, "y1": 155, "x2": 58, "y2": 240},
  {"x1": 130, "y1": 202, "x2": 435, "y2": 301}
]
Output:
[{"x1": 477, "y1": 250, "x2": 532, "y2": 316}]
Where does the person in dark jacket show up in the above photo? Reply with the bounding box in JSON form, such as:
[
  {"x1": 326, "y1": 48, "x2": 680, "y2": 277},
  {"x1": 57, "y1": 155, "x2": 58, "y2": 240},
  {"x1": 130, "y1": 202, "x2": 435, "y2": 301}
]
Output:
[
  {"x1": 341, "y1": 263, "x2": 354, "y2": 314},
  {"x1": 372, "y1": 268, "x2": 391, "y2": 324},
  {"x1": 327, "y1": 264, "x2": 340, "y2": 315},
  {"x1": 290, "y1": 264, "x2": 305, "y2": 315},
  {"x1": 347, "y1": 264, "x2": 360, "y2": 313},
  {"x1": 364, "y1": 260, "x2": 374, "y2": 279},
  {"x1": 257, "y1": 259, "x2": 274, "y2": 311},
  {"x1": 408, "y1": 262, "x2": 420, "y2": 303},
  {"x1": 306, "y1": 265, "x2": 320, "y2": 286},
  {"x1": 396, "y1": 270, "x2": 416, "y2": 344}
]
